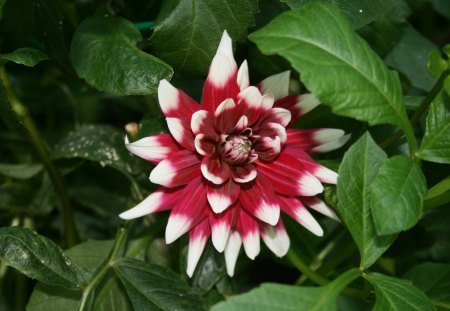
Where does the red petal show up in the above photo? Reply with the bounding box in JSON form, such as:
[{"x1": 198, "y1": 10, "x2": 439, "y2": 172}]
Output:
[
  {"x1": 260, "y1": 219, "x2": 290, "y2": 257},
  {"x1": 187, "y1": 219, "x2": 211, "y2": 277},
  {"x1": 166, "y1": 117, "x2": 195, "y2": 151},
  {"x1": 239, "y1": 174, "x2": 280, "y2": 226},
  {"x1": 201, "y1": 155, "x2": 231, "y2": 185},
  {"x1": 253, "y1": 136, "x2": 281, "y2": 161},
  {"x1": 237, "y1": 208, "x2": 260, "y2": 260},
  {"x1": 236, "y1": 86, "x2": 263, "y2": 125},
  {"x1": 150, "y1": 150, "x2": 200, "y2": 187},
  {"x1": 165, "y1": 177, "x2": 208, "y2": 243},
  {"x1": 260, "y1": 107, "x2": 291, "y2": 128},
  {"x1": 158, "y1": 79, "x2": 200, "y2": 118},
  {"x1": 278, "y1": 195, "x2": 323, "y2": 236},
  {"x1": 214, "y1": 98, "x2": 239, "y2": 133},
  {"x1": 125, "y1": 134, "x2": 181, "y2": 164},
  {"x1": 232, "y1": 164, "x2": 257, "y2": 183},
  {"x1": 207, "y1": 178, "x2": 240, "y2": 214},
  {"x1": 191, "y1": 110, "x2": 217, "y2": 138},
  {"x1": 286, "y1": 128, "x2": 346, "y2": 154},
  {"x1": 209, "y1": 206, "x2": 233, "y2": 252},
  {"x1": 194, "y1": 134, "x2": 217, "y2": 156}
]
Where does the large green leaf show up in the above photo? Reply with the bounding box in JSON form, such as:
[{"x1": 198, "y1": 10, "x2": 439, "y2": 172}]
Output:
[
  {"x1": 0, "y1": 48, "x2": 48, "y2": 67},
  {"x1": 418, "y1": 91, "x2": 450, "y2": 164},
  {"x1": 281, "y1": 0, "x2": 401, "y2": 30},
  {"x1": 337, "y1": 133, "x2": 396, "y2": 268},
  {"x1": 70, "y1": 12, "x2": 173, "y2": 95},
  {"x1": 0, "y1": 163, "x2": 43, "y2": 179},
  {"x1": 385, "y1": 26, "x2": 437, "y2": 91},
  {"x1": 115, "y1": 258, "x2": 206, "y2": 311},
  {"x1": 212, "y1": 269, "x2": 360, "y2": 311},
  {"x1": 365, "y1": 273, "x2": 436, "y2": 311},
  {"x1": 0, "y1": 227, "x2": 82, "y2": 290},
  {"x1": 52, "y1": 125, "x2": 133, "y2": 175},
  {"x1": 404, "y1": 263, "x2": 450, "y2": 305},
  {"x1": 149, "y1": 0, "x2": 258, "y2": 75},
  {"x1": 370, "y1": 155, "x2": 427, "y2": 235},
  {"x1": 249, "y1": 2, "x2": 413, "y2": 139}
]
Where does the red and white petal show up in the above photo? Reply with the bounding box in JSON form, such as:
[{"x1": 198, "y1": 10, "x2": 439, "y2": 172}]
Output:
[
  {"x1": 207, "y1": 178, "x2": 240, "y2": 214},
  {"x1": 239, "y1": 174, "x2": 280, "y2": 226},
  {"x1": 254, "y1": 136, "x2": 281, "y2": 161},
  {"x1": 237, "y1": 86, "x2": 263, "y2": 125},
  {"x1": 214, "y1": 98, "x2": 238, "y2": 133},
  {"x1": 261, "y1": 95, "x2": 275, "y2": 111},
  {"x1": 301, "y1": 196, "x2": 340, "y2": 221},
  {"x1": 274, "y1": 94, "x2": 320, "y2": 126},
  {"x1": 279, "y1": 195, "x2": 324, "y2": 236},
  {"x1": 201, "y1": 155, "x2": 231, "y2": 185},
  {"x1": 190, "y1": 110, "x2": 217, "y2": 138},
  {"x1": 232, "y1": 164, "x2": 257, "y2": 183},
  {"x1": 313, "y1": 133, "x2": 351, "y2": 153},
  {"x1": 231, "y1": 115, "x2": 248, "y2": 133},
  {"x1": 119, "y1": 186, "x2": 181, "y2": 219},
  {"x1": 298, "y1": 160, "x2": 338, "y2": 184},
  {"x1": 260, "y1": 220, "x2": 290, "y2": 257},
  {"x1": 150, "y1": 150, "x2": 200, "y2": 187},
  {"x1": 262, "y1": 107, "x2": 291, "y2": 128},
  {"x1": 166, "y1": 117, "x2": 195, "y2": 151},
  {"x1": 125, "y1": 134, "x2": 181, "y2": 164},
  {"x1": 237, "y1": 60, "x2": 250, "y2": 91},
  {"x1": 216, "y1": 30, "x2": 237, "y2": 67},
  {"x1": 286, "y1": 128, "x2": 346, "y2": 153},
  {"x1": 224, "y1": 231, "x2": 242, "y2": 277},
  {"x1": 237, "y1": 209, "x2": 260, "y2": 260},
  {"x1": 165, "y1": 177, "x2": 208, "y2": 243},
  {"x1": 297, "y1": 93, "x2": 321, "y2": 116},
  {"x1": 209, "y1": 207, "x2": 233, "y2": 252},
  {"x1": 257, "y1": 122, "x2": 287, "y2": 144},
  {"x1": 202, "y1": 54, "x2": 239, "y2": 113},
  {"x1": 158, "y1": 79, "x2": 200, "y2": 118},
  {"x1": 194, "y1": 134, "x2": 216, "y2": 156},
  {"x1": 256, "y1": 153, "x2": 323, "y2": 196},
  {"x1": 257, "y1": 71, "x2": 290, "y2": 100},
  {"x1": 187, "y1": 219, "x2": 211, "y2": 277}
]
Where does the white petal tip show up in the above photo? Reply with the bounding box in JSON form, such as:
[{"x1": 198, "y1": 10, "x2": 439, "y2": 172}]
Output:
[
  {"x1": 299, "y1": 174, "x2": 324, "y2": 196},
  {"x1": 298, "y1": 93, "x2": 321, "y2": 115},
  {"x1": 165, "y1": 214, "x2": 190, "y2": 244},
  {"x1": 256, "y1": 204, "x2": 280, "y2": 226}
]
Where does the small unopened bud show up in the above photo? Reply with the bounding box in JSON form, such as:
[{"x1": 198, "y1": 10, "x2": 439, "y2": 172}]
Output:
[{"x1": 125, "y1": 122, "x2": 139, "y2": 141}]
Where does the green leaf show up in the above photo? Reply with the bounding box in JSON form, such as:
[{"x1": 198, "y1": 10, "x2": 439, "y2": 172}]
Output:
[
  {"x1": 0, "y1": 48, "x2": 48, "y2": 67},
  {"x1": 370, "y1": 155, "x2": 427, "y2": 235},
  {"x1": 385, "y1": 26, "x2": 437, "y2": 91},
  {"x1": 249, "y1": 2, "x2": 413, "y2": 141},
  {"x1": 70, "y1": 12, "x2": 173, "y2": 95},
  {"x1": 404, "y1": 263, "x2": 450, "y2": 304},
  {"x1": 0, "y1": 75, "x2": 24, "y2": 132},
  {"x1": 428, "y1": 50, "x2": 448, "y2": 78},
  {"x1": 115, "y1": 258, "x2": 206, "y2": 311},
  {"x1": 149, "y1": 0, "x2": 258, "y2": 75},
  {"x1": 212, "y1": 268, "x2": 360, "y2": 311},
  {"x1": 26, "y1": 283, "x2": 82, "y2": 311},
  {"x1": 365, "y1": 273, "x2": 436, "y2": 311},
  {"x1": 281, "y1": 0, "x2": 402, "y2": 30},
  {"x1": 0, "y1": 163, "x2": 43, "y2": 179},
  {"x1": 418, "y1": 91, "x2": 450, "y2": 164},
  {"x1": 0, "y1": 227, "x2": 81, "y2": 289},
  {"x1": 337, "y1": 133, "x2": 396, "y2": 268},
  {"x1": 52, "y1": 125, "x2": 133, "y2": 175}
]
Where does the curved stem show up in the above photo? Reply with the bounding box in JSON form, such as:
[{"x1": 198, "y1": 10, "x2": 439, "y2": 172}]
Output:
[
  {"x1": 380, "y1": 69, "x2": 450, "y2": 151},
  {"x1": 424, "y1": 192, "x2": 450, "y2": 210},
  {"x1": 426, "y1": 176, "x2": 450, "y2": 200},
  {"x1": 0, "y1": 68, "x2": 77, "y2": 247},
  {"x1": 287, "y1": 249, "x2": 329, "y2": 286}
]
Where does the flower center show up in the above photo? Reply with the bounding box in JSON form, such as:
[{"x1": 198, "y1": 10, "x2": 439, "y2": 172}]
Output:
[{"x1": 219, "y1": 134, "x2": 257, "y2": 165}]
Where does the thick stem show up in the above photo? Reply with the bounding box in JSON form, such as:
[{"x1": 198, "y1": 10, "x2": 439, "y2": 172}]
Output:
[
  {"x1": 0, "y1": 68, "x2": 77, "y2": 247},
  {"x1": 379, "y1": 69, "x2": 450, "y2": 151},
  {"x1": 287, "y1": 249, "x2": 328, "y2": 286}
]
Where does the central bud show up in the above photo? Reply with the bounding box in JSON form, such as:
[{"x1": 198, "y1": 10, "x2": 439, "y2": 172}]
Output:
[{"x1": 219, "y1": 134, "x2": 256, "y2": 166}]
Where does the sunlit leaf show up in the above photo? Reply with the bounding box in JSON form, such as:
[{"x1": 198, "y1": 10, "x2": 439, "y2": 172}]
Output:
[{"x1": 0, "y1": 48, "x2": 48, "y2": 67}]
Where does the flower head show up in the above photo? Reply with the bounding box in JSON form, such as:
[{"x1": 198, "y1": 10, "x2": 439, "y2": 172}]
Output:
[{"x1": 120, "y1": 30, "x2": 349, "y2": 277}]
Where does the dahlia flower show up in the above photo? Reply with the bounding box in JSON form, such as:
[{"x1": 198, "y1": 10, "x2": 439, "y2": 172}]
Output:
[{"x1": 120, "y1": 30, "x2": 349, "y2": 277}]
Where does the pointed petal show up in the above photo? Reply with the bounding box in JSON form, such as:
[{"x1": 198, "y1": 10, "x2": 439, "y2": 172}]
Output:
[
  {"x1": 194, "y1": 134, "x2": 217, "y2": 156},
  {"x1": 239, "y1": 174, "x2": 280, "y2": 226},
  {"x1": 150, "y1": 150, "x2": 200, "y2": 187},
  {"x1": 260, "y1": 220, "x2": 290, "y2": 257},
  {"x1": 257, "y1": 122, "x2": 287, "y2": 144},
  {"x1": 202, "y1": 54, "x2": 239, "y2": 113},
  {"x1": 125, "y1": 134, "x2": 181, "y2": 164},
  {"x1": 214, "y1": 98, "x2": 238, "y2": 133},
  {"x1": 166, "y1": 117, "x2": 195, "y2": 151},
  {"x1": 207, "y1": 178, "x2": 240, "y2": 214},
  {"x1": 258, "y1": 71, "x2": 290, "y2": 100},
  {"x1": 201, "y1": 155, "x2": 231, "y2": 185},
  {"x1": 256, "y1": 152, "x2": 323, "y2": 196},
  {"x1": 261, "y1": 107, "x2": 291, "y2": 127},
  {"x1": 224, "y1": 231, "x2": 242, "y2": 277},
  {"x1": 209, "y1": 207, "x2": 233, "y2": 252},
  {"x1": 158, "y1": 79, "x2": 200, "y2": 118},
  {"x1": 237, "y1": 60, "x2": 249, "y2": 91},
  {"x1": 165, "y1": 177, "x2": 208, "y2": 243},
  {"x1": 279, "y1": 195, "x2": 324, "y2": 236},
  {"x1": 237, "y1": 208, "x2": 260, "y2": 260},
  {"x1": 296, "y1": 159, "x2": 338, "y2": 184},
  {"x1": 216, "y1": 30, "x2": 236, "y2": 65},
  {"x1": 119, "y1": 186, "x2": 181, "y2": 219},
  {"x1": 286, "y1": 128, "x2": 347, "y2": 154},
  {"x1": 274, "y1": 93, "x2": 320, "y2": 126},
  {"x1": 187, "y1": 219, "x2": 211, "y2": 277},
  {"x1": 261, "y1": 95, "x2": 275, "y2": 111},
  {"x1": 190, "y1": 110, "x2": 217, "y2": 138},
  {"x1": 301, "y1": 196, "x2": 340, "y2": 221},
  {"x1": 313, "y1": 133, "x2": 351, "y2": 153},
  {"x1": 254, "y1": 136, "x2": 281, "y2": 161},
  {"x1": 231, "y1": 115, "x2": 248, "y2": 133},
  {"x1": 236, "y1": 86, "x2": 263, "y2": 125},
  {"x1": 232, "y1": 164, "x2": 257, "y2": 183}
]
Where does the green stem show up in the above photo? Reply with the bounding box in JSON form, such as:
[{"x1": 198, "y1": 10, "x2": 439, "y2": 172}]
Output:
[
  {"x1": 287, "y1": 249, "x2": 329, "y2": 286},
  {"x1": 426, "y1": 176, "x2": 450, "y2": 200},
  {"x1": 424, "y1": 192, "x2": 450, "y2": 210},
  {"x1": 78, "y1": 221, "x2": 130, "y2": 311},
  {"x1": 379, "y1": 69, "x2": 450, "y2": 151},
  {"x1": 433, "y1": 300, "x2": 450, "y2": 309},
  {"x1": 0, "y1": 68, "x2": 77, "y2": 247}
]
